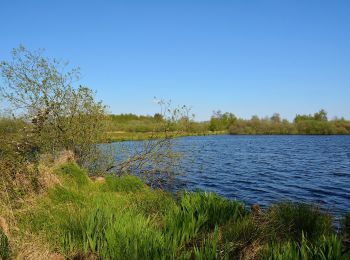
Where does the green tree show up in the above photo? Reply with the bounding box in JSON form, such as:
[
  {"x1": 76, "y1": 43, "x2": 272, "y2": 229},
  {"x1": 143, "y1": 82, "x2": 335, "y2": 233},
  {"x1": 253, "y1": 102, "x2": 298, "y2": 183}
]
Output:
[
  {"x1": 209, "y1": 111, "x2": 236, "y2": 131},
  {"x1": 314, "y1": 109, "x2": 328, "y2": 121},
  {"x1": 0, "y1": 46, "x2": 108, "y2": 171},
  {"x1": 270, "y1": 113, "x2": 281, "y2": 124}
]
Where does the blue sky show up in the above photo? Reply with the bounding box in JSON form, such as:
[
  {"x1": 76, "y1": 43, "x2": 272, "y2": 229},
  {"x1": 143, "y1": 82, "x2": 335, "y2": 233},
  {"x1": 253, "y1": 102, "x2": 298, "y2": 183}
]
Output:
[{"x1": 1, "y1": 0, "x2": 349, "y2": 121}]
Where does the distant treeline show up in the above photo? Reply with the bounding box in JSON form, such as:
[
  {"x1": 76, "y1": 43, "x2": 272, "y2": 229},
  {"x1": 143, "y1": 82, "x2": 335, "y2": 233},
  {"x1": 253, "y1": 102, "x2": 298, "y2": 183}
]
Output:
[
  {"x1": 107, "y1": 109, "x2": 350, "y2": 135},
  {"x1": 2, "y1": 109, "x2": 349, "y2": 137},
  {"x1": 108, "y1": 113, "x2": 209, "y2": 133},
  {"x1": 210, "y1": 109, "x2": 350, "y2": 135}
]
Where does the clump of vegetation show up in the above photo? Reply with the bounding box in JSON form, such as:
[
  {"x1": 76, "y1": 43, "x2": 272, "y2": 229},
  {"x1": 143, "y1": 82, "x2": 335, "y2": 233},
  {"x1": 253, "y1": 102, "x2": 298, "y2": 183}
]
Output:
[
  {"x1": 63, "y1": 207, "x2": 165, "y2": 259},
  {"x1": 164, "y1": 192, "x2": 245, "y2": 257},
  {"x1": 261, "y1": 234, "x2": 347, "y2": 259},
  {"x1": 221, "y1": 216, "x2": 264, "y2": 259},
  {"x1": 54, "y1": 163, "x2": 91, "y2": 188},
  {"x1": 267, "y1": 202, "x2": 332, "y2": 243},
  {"x1": 101, "y1": 175, "x2": 146, "y2": 192}
]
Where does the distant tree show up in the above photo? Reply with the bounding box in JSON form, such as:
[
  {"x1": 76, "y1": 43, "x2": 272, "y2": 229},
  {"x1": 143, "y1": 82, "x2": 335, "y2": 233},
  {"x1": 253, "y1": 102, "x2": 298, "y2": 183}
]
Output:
[
  {"x1": 294, "y1": 114, "x2": 313, "y2": 123},
  {"x1": 314, "y1": 109, "x2": 328, "y2": 121},
  {"x1": 154, "y1": 113, "x2": 163, "y2": 121},
  {"x1": 209, "y1": 111, "x2": 236, "y2": 131},
  {"x1": 251, "y1": 115, "x2": 260, "y2": 121},
  {"x1": 270, "y1": 113, "x2": 281, "y2": 123}
]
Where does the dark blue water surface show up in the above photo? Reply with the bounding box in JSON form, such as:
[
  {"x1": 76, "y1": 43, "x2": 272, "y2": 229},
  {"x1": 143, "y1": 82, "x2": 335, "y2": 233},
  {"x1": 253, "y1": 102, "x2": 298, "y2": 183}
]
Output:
[
  {"x1": 116, "y1": 135, "x2": 350, "y2": 217},
  {"x1": 174, "y1": 135, "x2": 350, "y2": 217}
]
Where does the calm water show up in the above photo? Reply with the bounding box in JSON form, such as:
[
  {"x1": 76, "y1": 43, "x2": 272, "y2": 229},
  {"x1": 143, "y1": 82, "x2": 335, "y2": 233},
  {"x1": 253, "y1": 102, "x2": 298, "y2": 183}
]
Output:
[{"x1": 116, "y1": 135, "x2": 350, "y2": 217}]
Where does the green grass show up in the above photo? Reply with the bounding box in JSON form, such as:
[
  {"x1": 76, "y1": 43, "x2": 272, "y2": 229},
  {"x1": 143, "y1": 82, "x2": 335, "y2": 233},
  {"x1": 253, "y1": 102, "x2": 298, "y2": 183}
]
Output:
[
  {"x1": 163, "y1": 192, "x2": 245, "y2": 257},
  {"x1": 100, "y1": 175, "x2": 146, "y2": 192},
  {"x1": 13, "y1": 163, "x2": 350, "y2": 259},
  {"x1": 261, "y1": 233, "x2": 349, "y2": 260},
  {"x1": 53, "y1": 162, "x2": 91, "y2": 188},
  {"x1": 62, "y1": 206, "x2": 165, "y2": 259}
]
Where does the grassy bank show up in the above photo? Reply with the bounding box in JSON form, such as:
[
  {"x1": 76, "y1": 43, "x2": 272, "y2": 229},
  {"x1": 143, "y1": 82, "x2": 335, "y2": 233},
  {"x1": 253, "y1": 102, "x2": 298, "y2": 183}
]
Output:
[{"x1": 1, "y1": 162, "x2": 349, "y2": 259}]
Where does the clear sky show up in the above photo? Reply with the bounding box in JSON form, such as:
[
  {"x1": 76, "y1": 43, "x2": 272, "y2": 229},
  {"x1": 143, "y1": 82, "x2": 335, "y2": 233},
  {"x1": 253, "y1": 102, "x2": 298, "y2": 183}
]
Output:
[{"x1": 1, "y1": 0, "x2": 349, "y2": 121}]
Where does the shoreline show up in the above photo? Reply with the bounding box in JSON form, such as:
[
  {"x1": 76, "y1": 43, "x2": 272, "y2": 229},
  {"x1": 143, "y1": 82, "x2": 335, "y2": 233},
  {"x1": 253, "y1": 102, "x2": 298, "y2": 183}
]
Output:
[{"x1": 106, "y1": 131, "x2": 350, "y2": 142}]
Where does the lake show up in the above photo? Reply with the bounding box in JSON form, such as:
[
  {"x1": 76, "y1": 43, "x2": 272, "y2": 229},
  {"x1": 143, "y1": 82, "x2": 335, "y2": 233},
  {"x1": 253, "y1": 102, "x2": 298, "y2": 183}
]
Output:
[{"x1": 115, "y1": 135, "x2": 350, "y2": 217}]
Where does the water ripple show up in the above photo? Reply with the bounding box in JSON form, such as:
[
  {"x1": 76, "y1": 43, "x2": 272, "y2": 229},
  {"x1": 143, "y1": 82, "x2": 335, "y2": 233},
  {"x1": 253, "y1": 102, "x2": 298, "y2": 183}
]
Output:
[{"x1": 173, "y1": 135, "x2": 350, "y2": 217}]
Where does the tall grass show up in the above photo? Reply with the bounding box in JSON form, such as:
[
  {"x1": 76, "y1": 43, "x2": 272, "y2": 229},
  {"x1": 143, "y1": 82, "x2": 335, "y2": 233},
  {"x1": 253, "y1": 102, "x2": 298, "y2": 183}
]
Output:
[
  {"x1": 193, "y1": 227, "x2": 219, "y2": 260},
  {"x1": 100, "y1": 175, "x2": 145, "y2": 192},
  {"x1": 62, "y1": 207, "x2": 165, "y2": 259},
  {"x1": 261, "y1": 233, "x2": 348, "y2": 260},
  {"x1": 221, "y1": 215, "x2": 264, "y2": 259},
  {"x1": 163, "y1": 192, "x2": 245, "y2": 257},
  {"x1": 267, "y1": 202, "x2": 332, "y2": 243},
  {"x1": 53, "y1": 162, "x2": 91, "y2": 188}
]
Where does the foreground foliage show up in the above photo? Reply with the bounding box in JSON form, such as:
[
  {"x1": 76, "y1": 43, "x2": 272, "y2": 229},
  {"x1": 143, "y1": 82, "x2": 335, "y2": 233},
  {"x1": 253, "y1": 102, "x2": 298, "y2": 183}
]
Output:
[{"x1": 2, "y1": 163, "x2": 346, "y2": 259}]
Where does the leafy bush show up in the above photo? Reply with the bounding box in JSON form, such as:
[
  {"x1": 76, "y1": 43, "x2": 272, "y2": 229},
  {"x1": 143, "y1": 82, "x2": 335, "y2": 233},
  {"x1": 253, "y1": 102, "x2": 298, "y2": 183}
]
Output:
[
  {"x1": 100, "y1": 175, "x2": 145, "y2": 192},
  {"x1": 267, "y1": 202, "x2": 332, "y2": 243}
]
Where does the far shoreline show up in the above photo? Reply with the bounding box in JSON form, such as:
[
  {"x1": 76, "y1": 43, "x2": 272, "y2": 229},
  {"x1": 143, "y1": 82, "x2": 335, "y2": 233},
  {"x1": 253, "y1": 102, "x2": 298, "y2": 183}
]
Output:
[{"x1": 106, "y1": 131, "x2": 350, "y2": 142}]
